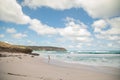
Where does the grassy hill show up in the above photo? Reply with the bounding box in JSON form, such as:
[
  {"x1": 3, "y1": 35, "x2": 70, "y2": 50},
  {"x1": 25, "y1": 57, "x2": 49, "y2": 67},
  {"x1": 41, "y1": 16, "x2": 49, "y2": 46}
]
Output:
[{"x1": 0, "y1": 41, "x2": 32, "y2": 53}]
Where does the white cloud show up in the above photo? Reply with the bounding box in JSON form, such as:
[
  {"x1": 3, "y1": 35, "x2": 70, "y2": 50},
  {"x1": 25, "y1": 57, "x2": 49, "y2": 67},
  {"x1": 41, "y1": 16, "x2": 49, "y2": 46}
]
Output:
[
  {"x1": 107, "y1": 43, "x2": 113, "y2": 47},
  {"x1": 59, "y1": 17, "x2": 91, "y2": 37},
  {"x1": 22, "y1": 0, "x2": 80, "y2": 10},
  {"x1": 92, "y1": 20, "x2": 107, "y2": 32},
  {"x1": 0, "y1": 0, "x2": 58, "y2": 35},
  {"x1": 29, "y1": 17, "x2": 93, "y2": 43},
  {"x1": 27, "y1": 40, "x2": 36, "y2": 45},
  {"x1": 104, "y1": 17, "x2": 120, "y2": 35},
  {"x1": 12, "y1": 33, "x2": 27, "y2": 39},
  {"x1": 0, "y1": 34, "x2": 4, "y2": 38},
  {"x1": 80, "y1": 0, "x2": 120, "y2": 18},
  {"x1": 95, "y1": 34, "x2": 120, "y2": 41},
  {"x1": 6, "y1": 28, "x2": 16, "y2": 33},
  {"x1": 59, "y1": 17, "x2": 92, "y2": 42},
  {"x1": 0, "y1": 0, "x2": 30, "y2": 24},
  {"x1": 22, "y1": 0, "x2": 120, "y2": 18},
  {"x1": 59, "y1": 25, "x2": 90, "y2": 37},
  {"x1": 107, "y1": 41, "x2": 120, "y2": 49},
  {"x1": 5, "y1": 27, "x2": 28, "y2": 39},
  {"x1": 93, "y1": 17, "x2": 120, "y2": 40},
  {"x1": 29, "y1": 19, "x2": 57, "y2": 35}
]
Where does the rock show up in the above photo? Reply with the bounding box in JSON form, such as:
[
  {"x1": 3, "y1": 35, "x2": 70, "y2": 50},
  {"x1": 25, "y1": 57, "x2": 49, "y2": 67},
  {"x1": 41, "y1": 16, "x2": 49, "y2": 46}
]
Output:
[
  {"x1": 30, "y1": 53, "x2": 39, "y2": 56},
  {"x1": 0, "y1": 54, "x2": 7, "y2": 57}
]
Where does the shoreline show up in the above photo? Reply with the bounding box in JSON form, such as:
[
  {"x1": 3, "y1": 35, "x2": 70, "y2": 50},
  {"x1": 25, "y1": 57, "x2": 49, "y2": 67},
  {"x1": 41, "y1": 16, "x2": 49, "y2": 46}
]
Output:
[
  {"x1": 42, "y1": 56, "x2": 120, "y2": 76},
  {"x1": 0, "y1": 52, "x2": 120, "y2": 80},
  {"x1": 36, "y1": 50, "x2": 120, "y2": 69}
]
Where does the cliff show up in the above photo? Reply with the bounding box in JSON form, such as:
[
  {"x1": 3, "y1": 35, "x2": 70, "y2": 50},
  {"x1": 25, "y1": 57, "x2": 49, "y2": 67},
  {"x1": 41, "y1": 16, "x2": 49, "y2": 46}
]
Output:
[
  {"x1": 28, "y1": 46, "x2": 67, "y2": 51},
  {"x1": 0, "y1": 41, "x2": 32, "y2": 53}
]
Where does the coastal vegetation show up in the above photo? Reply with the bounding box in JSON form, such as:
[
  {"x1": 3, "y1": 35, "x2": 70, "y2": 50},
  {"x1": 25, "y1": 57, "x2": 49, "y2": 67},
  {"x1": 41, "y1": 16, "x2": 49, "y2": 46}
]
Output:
[{"x1": 0, "y1": 41, "x2": 32, "y2": 53}]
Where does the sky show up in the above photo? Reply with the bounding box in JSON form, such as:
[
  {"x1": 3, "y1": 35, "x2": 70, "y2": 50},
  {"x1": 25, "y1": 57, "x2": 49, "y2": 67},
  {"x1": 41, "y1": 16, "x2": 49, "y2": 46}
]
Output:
[{"x1": 0, "y1": 0, "x2": 120, "y2": 50}]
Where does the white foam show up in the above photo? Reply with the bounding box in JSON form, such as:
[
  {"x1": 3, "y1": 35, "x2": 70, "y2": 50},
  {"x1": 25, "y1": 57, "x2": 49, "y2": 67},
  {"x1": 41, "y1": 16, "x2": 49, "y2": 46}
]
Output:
[{"x1": 34, "y1": 50, "x2": 120, "y2": 68}]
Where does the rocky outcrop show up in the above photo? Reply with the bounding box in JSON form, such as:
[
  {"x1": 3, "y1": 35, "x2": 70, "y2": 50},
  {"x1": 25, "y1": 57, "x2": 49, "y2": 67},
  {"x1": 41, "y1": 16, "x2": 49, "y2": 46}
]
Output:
[
  {"x1": 0, "y1": 41, "x2": 32, "y2": 53},
  {"x1": 28, "y1": 46, "x2": 67, "y2": 51}
]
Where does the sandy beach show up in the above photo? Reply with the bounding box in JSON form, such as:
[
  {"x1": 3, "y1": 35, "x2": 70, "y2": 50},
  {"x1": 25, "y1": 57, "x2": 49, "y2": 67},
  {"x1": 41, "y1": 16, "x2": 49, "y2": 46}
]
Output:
[{"x1": 0, "y1": 52, "x2": 120, "y2": 80}]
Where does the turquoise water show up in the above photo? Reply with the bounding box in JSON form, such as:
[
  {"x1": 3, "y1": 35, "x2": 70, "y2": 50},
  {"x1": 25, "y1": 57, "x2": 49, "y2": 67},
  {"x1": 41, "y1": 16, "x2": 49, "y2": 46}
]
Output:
[{"x1": 33, "y1": 50, "x2": 120, "y2": 68}]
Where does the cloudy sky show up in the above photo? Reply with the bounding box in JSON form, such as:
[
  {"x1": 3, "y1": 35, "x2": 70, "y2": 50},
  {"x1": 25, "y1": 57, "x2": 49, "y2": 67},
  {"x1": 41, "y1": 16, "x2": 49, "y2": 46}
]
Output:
[{"x1": 0, "y1": 0, "x2": 120, "y2": 50}]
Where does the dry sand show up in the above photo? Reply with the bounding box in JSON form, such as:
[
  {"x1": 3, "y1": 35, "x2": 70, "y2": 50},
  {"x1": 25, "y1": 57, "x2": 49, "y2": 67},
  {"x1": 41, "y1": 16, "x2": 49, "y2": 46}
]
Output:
[{"x1": 0, "y1": 52, "x2": 120, "y2": 80}]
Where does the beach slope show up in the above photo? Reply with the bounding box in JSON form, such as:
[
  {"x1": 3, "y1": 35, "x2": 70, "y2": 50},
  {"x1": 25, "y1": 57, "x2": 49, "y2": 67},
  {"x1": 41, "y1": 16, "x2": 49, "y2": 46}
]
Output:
[{"x1": 0, "y1": 52, "x2": 120, "y2": 80}]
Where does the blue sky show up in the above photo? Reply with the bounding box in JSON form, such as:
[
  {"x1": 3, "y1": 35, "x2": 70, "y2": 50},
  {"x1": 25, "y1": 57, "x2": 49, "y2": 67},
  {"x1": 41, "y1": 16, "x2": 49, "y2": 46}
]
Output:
[{"x1": 0, "y1": 0, "x2": 120, "y2": 50}]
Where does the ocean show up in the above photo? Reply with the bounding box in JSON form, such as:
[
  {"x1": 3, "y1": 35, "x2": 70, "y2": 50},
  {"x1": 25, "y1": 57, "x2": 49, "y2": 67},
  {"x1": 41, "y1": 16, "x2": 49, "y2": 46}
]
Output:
[{"x1": 33, "y1": 50, "x2": 120, "y2": 68}]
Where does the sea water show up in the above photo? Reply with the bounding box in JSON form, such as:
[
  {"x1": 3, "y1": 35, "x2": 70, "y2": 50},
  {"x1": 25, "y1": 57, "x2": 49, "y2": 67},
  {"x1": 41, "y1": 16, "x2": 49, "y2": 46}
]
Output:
[{"x1": 33, "y1": 50, "x2": 120, "y2": 68}]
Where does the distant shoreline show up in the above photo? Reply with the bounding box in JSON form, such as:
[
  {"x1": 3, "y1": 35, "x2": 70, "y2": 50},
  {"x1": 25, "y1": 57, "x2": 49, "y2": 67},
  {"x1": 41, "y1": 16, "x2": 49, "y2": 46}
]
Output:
[{"x1": 0, "y1": 41, "x2": 67, "y2": 53}]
